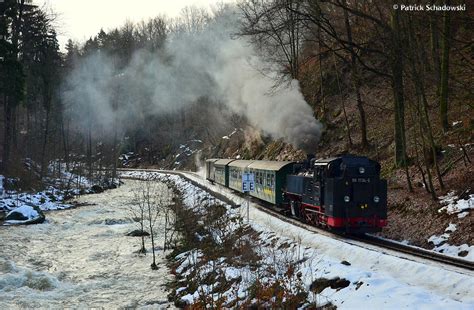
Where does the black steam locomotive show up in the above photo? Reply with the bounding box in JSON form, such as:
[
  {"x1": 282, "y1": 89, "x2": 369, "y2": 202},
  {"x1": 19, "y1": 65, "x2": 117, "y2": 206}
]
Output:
[{"x1": 205, "y1": 154, "x2": 387, "y2": 234}]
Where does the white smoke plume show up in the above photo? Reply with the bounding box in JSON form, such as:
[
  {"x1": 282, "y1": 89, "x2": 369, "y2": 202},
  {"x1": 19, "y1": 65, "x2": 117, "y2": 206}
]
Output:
[{"x1": 62, "y1": 7, "x2": 322, "y2": 151}]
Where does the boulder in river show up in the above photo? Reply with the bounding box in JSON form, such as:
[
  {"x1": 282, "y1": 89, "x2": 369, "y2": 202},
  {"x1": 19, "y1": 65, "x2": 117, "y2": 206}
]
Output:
[
  {"x1": 90, "y1": 185, "x2": 104, "y2": 193},
  {"x1": 126, "y1": 229, "x2": 150, "y2": 237},
  {"x1": 4, "y1": 205, "x2": 45, "y2": 225}
]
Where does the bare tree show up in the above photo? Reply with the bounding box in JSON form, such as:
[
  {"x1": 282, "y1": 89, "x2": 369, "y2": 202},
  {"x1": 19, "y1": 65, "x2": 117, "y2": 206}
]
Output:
[
  {"x1": 132, "y1": 176, "x2": 173, "y2": 269},
  {"x1": 130, "y1": 183, "x2": 149, "y2": 254},
  {"x1": 342, "y1": 0, "x2": 368, "y2": 148},
  {"x1": 239, "y1": 0, "x2": 304, "y2": 80},
  {"x1": 170, "y1": 5, "x2": 210, "y2": 34}
]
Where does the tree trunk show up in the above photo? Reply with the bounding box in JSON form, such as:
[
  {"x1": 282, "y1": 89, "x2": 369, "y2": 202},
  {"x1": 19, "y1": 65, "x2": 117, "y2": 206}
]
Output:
[
  {"x1": 40, "y1": 108, "x2": 51, "y2": 179},
  {"x1": 410, "y1": 106, "x2": 430, "y2": 193},
  {"x1": 414, "y1": 91, "x2": 437, "y2": 199},
  {"x1": 406, "y1": 12, "x2": 445, "y2": 191},
  {"x1": 11, "y1": 105, "x2": 17, "y2": 151},
  {"x1": 148, "y1": 202, "x2": 158, "y2": 270},
  {"x1": 333, "y1": 52, "x2": 353, "y2": 147},
  {"x1": 430, "y1": 14, "x2": 441, "y2": 90},
  {"x1": 2, "y1": 95, "x2": 12, "y2": 174},
  {"x1": 343, "y1": 2, "x2": 368, "y2": 148},
  {"x1": 390, "y1": 5, "x2": 407, "y2": 167},
  {"x1": 61, "y1": 114, "x2": 70, "y2": 172},
  {"x1": 87, "y1": 124, "x2": 92, "y2": 180},
  {"x1": 25, "y1": 107, "x2": 31, "y2": 159},
  {"x1": 439, "y1": 0, "x2": 451, "y2": 132},
  {"x1": 354, "y1": 79, "x2": 368, "y2": 148},
  {"x1": 287, "y1": 0, "x2": 300, "y2": 79},
  {"x1": 140, "y1": 218, "x2": 146, "y2": 254},
  {"x1": 318, "y1": 28, "x2": 325, "y2": 120},
  {"x1": 419, "y1": 84, "x2": 445, "y2": 190}
]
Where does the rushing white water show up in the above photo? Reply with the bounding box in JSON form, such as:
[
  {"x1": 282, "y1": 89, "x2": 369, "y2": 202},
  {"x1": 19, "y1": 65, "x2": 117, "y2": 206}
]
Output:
[{"x1": 0, "y1": 180, "x2": 175, "y2": 309}]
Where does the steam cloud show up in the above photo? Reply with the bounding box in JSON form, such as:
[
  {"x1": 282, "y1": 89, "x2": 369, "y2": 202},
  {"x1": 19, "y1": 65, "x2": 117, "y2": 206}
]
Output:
[{"x1": 62, "y1": 8, "x2": 322, "y2": 151}]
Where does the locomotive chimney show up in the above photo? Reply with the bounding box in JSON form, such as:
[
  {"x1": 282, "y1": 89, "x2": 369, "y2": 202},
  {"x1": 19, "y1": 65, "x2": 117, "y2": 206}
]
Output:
[{"x1": 304, "y1": 153, "x2": 315, "y2": 170}]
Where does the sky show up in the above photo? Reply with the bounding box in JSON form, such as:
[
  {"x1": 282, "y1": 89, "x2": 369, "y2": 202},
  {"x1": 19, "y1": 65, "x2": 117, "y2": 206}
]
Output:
[{"x1": 33, "y1": 0, "x2": 236, "y2": 50}]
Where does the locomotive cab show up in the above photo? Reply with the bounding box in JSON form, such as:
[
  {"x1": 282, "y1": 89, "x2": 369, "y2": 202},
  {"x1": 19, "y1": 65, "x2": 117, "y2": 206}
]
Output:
[{"x1": 321, "y1": 156, "x2": 387, "y2": 233}]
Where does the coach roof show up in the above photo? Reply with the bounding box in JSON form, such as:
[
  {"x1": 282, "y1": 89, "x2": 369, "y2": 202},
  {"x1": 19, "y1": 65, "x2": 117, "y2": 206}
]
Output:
[
  {"x1": 247, "y1": 160, "x2": 294, "y2": 171},
  {"x1": 214, "y1": 159, "x2": 236, "y2": 166},
  {"x1": 228, "y1": 160, "x2": 255, "y2": 169}
]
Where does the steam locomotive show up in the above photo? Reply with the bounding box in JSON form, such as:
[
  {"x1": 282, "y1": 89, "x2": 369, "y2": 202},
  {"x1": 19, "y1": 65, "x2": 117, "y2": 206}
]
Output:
[{"x1": 205, "y1": 155, "x2": 387, "y2": 234}]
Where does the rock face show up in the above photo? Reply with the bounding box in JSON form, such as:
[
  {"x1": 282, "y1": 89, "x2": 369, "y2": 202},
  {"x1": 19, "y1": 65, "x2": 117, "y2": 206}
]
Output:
[{"x1": 5, "y1": 205, "x2": 45, "y2": 225}]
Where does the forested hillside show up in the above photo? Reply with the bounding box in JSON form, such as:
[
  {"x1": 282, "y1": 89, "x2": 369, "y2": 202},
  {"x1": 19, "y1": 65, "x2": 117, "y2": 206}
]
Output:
[{"x1": 1, "y1": 1, "x2": 472, "y2": 246}]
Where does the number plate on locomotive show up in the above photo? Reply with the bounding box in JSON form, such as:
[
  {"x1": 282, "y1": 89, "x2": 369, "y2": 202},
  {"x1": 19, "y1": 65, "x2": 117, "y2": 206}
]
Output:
[{"x1": 352, "y1": 178, "x2": 370, "y2": 183}]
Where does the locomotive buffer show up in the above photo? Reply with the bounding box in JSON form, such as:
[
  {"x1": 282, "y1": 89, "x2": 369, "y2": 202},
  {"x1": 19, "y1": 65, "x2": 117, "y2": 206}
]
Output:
[{"x1": 242, "y1": 173, "x2": 255, "y2": 222}]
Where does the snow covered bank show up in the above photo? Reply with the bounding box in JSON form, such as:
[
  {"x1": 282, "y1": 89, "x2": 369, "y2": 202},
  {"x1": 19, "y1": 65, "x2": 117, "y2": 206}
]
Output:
[
  {"x1": 0, "y1": 187, "x2": 72, "y2": 213},
  {"x1": 418, "y1": 191, "x2": 474, "y2": 259},
  {"x1": 0, "y1": 171, "x2": 120, "y2": 225},
  {"x1": 120, "y1": 170, "x2": 474, "y2": 309}
]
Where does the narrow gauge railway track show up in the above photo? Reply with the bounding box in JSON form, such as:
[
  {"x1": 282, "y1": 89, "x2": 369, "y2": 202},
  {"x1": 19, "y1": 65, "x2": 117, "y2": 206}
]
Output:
[
  {"x1": 352, "y1": 234, "x2": 474, "y2": 271},
  {"x1": 118, "y1": 168, "x2": 474, "y2": 272}
]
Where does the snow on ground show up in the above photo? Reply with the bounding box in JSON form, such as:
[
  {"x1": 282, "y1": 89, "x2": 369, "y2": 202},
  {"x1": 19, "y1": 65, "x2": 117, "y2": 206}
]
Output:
[
  {"x1": 120, "y1": 170, "x2": 474, "y2": 309},
  {"x1": 438, "y1": 191, "x2": 474, "y2": 215},
  {"x1": 1, "y1": 167, "x2": 120, "y2": 225},
  {"x1": 426, "y1": 191, "x2": 474, "y2": 259},
  {"x1": 428, "y1": 222, "x2": 474, "y2": 261}
]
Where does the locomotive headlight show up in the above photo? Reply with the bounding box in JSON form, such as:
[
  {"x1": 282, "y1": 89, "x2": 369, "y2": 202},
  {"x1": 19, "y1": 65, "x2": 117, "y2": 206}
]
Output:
[
  {"x1": 373, "y1": 196, "x2": 380, "y2": 203},
  {"x1": 344, "y1": 195, "x2": 350, "y2": 203},
  {"x1": 359, "y1": 167, "x2": 365, "y2": 174}
]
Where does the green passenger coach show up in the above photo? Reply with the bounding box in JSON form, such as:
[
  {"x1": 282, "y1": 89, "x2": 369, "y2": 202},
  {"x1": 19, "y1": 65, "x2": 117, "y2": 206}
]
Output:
[
  {"x1": 228, "y1": 160, "x2": 255, "y2": 193},
  {"x1": 205, "y1": 158, "x2": 219, "y2": 181},
  {"x1": 247, "y1": 161, "x2": 295, "y2": 204},
  {"x1": 213, "y1": 159, "x2": 235, "y2": 187},
  {"x1": 207, "y1": 158, "x2": 295, "y2": 204}
]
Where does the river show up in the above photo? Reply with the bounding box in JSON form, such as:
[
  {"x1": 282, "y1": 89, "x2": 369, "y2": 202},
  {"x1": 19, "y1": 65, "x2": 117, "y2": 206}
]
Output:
[{"x1": 0, "y1": 180, "x2": 174, "y2": 309}]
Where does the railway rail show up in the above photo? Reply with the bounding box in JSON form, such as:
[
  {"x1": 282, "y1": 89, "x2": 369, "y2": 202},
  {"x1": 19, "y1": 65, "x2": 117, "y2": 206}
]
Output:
[{"x1": 118, "y1": 168, "x2": 474, "y2": 272}]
